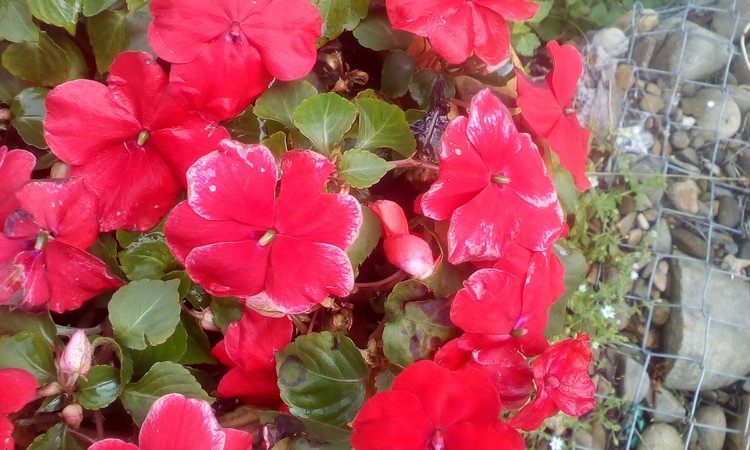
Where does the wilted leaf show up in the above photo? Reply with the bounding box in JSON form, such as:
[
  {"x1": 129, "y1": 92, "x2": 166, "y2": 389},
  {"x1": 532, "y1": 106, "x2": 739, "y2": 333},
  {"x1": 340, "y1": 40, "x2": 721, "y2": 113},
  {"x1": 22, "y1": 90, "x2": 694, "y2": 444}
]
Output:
[
  {"x1": 11, "y1": 87, "x2": 50, "y2": 149},
  {"x1": 293, "y1": 93, "x2": 357, "y2": 154},
  {"x1": 338, "y1": 149, "x2": 389, "y2": 188}
]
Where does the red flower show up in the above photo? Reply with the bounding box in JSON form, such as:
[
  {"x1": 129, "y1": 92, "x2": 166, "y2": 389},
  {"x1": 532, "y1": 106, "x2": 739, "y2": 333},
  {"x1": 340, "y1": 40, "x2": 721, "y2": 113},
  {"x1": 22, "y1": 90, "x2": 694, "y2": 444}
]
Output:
[
  {"x1": 516, "y1": 41, "x2": 591, "y2": 191},
  {"x1": 212, "y1": 308, "x2": 292, "y2": 407},
  {"x1": 420, "y1": 89, "x2": 564, "y2": 264},
  {"x1": 369, "y1": 200, "x2": 439, "y2": 279},
  {"x1": 0, "y1": 368, "x2": 37, "y2": 449},
  {"x1": 165, "y1": 140, "x2": 362, "y2": 314},
  {"x1": 88, "y1": 394, "x2": 253, "y2": 450},
  {"x1": 0, "y1": 179, "x2": 124, "y2": 312},
  {"x1": 44, "y1": 51, "x2": 229, "y2": 232},
  {"x1": 386, "y1": 0, "x2": 538, "y2": 65},
  {"x1": 149, "y1": 0, "x2": 321, "y2": 122},
  {"x1": 508, "y1": 334, "x2": 596, "y2": 431},
  {"x1": 352, "y1": 360, "x2": 523, "y2": 450},
  {"x1": 0, "y1": 146, "x2": 35, "y2": 225},
  {"x1": 435, "y1": 339, "x2": 533, "y2": 410}
]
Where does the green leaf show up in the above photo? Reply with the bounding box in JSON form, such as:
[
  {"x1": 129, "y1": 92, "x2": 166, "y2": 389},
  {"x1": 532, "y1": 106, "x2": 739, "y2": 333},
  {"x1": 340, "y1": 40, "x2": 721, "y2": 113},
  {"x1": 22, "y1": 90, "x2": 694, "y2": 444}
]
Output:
[
  {"x1": 27, "y1": 423, "x2": 86, "y2": 450},
  {"x1": 121, "y1": 361, "x2": 213, "y2": 425},
  {"x1": 2, "y1": 32, "x2": 72, "y2": 86},
  {"x1": 123, "y1": 8, "x2": 151, "y2": 52},
  {"x1": 241, "y1": 407, "x2": 353, "y2": 449},
  {"x1": 381, "y1": 50, "x2": 415, "y2": 98},
  {"x1": 346, "y1": 206, "x2": 381, "y2": 274},
  {"x1": 293, "y1": 93, "x2": 357, "y2": 154},
  {"x1": 87, "y1": 9, "x2": 128, "y2": 73},
  {"x1": 92, "y1": 336, "x2": 133, "y2": 385},
  {"x1": 50, "y1": 30, "x2": 87, "y2": 81},
  {"x1": 82, "y1": 0, "x2": 117, "y2": 16},
  {"x1": 0, "y1": 306, "x2": 57, "y2": 345},
  {"x1": 343, "y1": 0, "x2": 368, "y2": 30},
  {"x1": 355, "y1": 98, "x2": 416, "y2": 157},
  {"x1": 529, "y1": 0, "x2": 553, "y2": 23},
  {"x1": 126, "y1": 0, "x2": 146, "y2": 10},
  {"x1": 117, "y1": 229, "x2": 178, "y2": 281},
  {"x1": 109, "y1": 279, "x2": 182, "y2": 350},
  {"x1": 511, "y1": 30, "x2": 540, "y2": 57},
  {"x1": 261, "y1": 130, "x2": 288, "y2": 161},
  {"x1": 409, "y1": 68, "x2": 456, "y2": 109},
  {"x1": 338, "y1": 149, "x2": 389, "y2": 188},
  {"x1": 28, "y1": 0, "x2": 81, "y2": 35},
  {"x1": 310, "y1": 0, "x2": 350, "y2": 44},
  {"x1": 254, "y1": 80, "x2": 318, "y2": 129},
  {"x1": 382, "y1": 281, "x2": 458, "y2": 367},
  {"x1": 77, "y1": 365, "x2": 121, "y2": 410},
  {"x1": 181, "y1": 313, "x2": 217, "y2": 365},
  {"x1": 128, "y1": 323, "x2": 187, "y2": 376},
  {"x1": 89, "y1": 233, "x2": 125, "y2": 278},
  {"x1": 0, "y1": 48, "x2": 32, "y2": 104},
  {"x1": 353, "y1": 12, "x2": 412, "y2": 51},
  {"x1": 546, "y1": 243, "x2": 587, "y2": 338},
  {"x1": 0, "y1": 0, "x2": 39, "y2": 42},
  {"x1": 223, "y1": 106, "x2": 261, "y2": 144},
  {"x1": 421, "y1": 256, "x2": 473, "y2": 298},
  {"x1": 0, "y1": 332, "x2": 55, "y2": 383},
  {"x1": 11, "y1": 87, "x2": 49, "y2": 149},
  {"x1": 209, "y1": 296, "x2": 244, "y2": 333},
  {"x1": 276, "y1": 332, "x2": 368, "y2": 426}
]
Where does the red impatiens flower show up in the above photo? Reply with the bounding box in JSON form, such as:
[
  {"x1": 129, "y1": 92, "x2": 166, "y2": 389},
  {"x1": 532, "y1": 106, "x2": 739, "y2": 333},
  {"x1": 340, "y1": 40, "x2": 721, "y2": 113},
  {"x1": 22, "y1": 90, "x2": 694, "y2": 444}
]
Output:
[
  {"x1": 420, "y1": 89, "x2": 564, "y2": 264},
  {"x1": 508, "y1": 334, "x2": 596, "y2": 431},
  {"x1": 0, "y1": 368, "x2": 37, "y2": 450},
  {"x1": 44, "y1": 51, "x2": 229, "y2": 232},
  {"x1": 88, "y1": 394, "x2": 253, "y2": 450},
  {"x1": 386, "y1": 0, "x2": 538, "y2": 66},
  {"x1": 351, "y1": 360, "x2": 523, "y2": 450},
  {"x1": 211, "y1": 308, "x2": 292, "y2": 407},
  {"x1": 516, "y1": 41, "x2": 591, "y2": 191},
  {"x1": 149, "y1": 0, "x2": 322, "y2": 122},
  {"x1": 434, "y1": 339, "x2": 533, "y2": 410},
  {"x1": 165, "y1": 140, "x2": 362, "y2": 315},
  {"x1": 369, "y1": 200, "x2": 439, "y2": 280},
  {"x1": 0, "y1": 179, "x2": 123, "y2": 313},
  {"x1": 0, "y1": 146, "x2": 35, "y2": 224}
]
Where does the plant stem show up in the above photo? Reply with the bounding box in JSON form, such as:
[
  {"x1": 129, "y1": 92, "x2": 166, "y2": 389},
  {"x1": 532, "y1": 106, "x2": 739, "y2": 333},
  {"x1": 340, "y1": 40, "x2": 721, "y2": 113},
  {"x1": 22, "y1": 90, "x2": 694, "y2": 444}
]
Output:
[
  {"x1": 56, "y1": 325, "x2": 103, "y2": 337},
  {"x1": 354, "y1": 270, "x2": 407, "y2": 290},
  {"x1": 290, "y1": 315, "x2": 308, "y2": 335},
  {"x1": 388, "y1": 159, "x2": 440, "y2": 172},
  {"x1": 68, "y1": 428, "x2": 97, "y2": 445}
]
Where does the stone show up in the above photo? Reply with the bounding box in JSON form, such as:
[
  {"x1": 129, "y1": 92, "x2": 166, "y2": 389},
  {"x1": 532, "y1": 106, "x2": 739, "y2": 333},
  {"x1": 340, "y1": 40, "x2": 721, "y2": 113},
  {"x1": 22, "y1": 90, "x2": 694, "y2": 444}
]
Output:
[
  {"x1": 652, "y1": 303, "x2": 671, "y2": 325},
  {"x1": 637, "y1": 424, "x2": 684, "y2": 450},
  {"x1": 670, "y1": 130, "x2": 691, "y2": 149},
  {"x1": 652, "y1": 260, "x2": 669, "y2": 292},
  {"x1": 727, "y1": 395, "x2": 749, "y2": 450},
  {"x1": 718, "y1": 195, "x2": 741, "y2": 228},
  {"x1": 672, "y1": 229, "x2": 708, "y2": 259},
  {"x1": 637, "y1": 213, "x2": 650, "y2": 230},
  {"x1": 711, "y1": 0, "x2": 750, "y2": 42},
  {"x1": 618, "y1": 355, "x2": 651, "y2": 403},
  {"x1": 632, "y1": 156, "x2": 665, "y2": 205},
  {"x1": 675, "y1": 147, "x2": 700, "y2": 166},
  {"x1": 653, "y1": 219, "x2": 672, "y2": 254},
  {"x1": 641, "y1": 92, "x2": 665, "y2": 114},
  {"x1": 667, "y1": 180, "x2": 700, "y2": 214},
  {"x1": 695, "y1": 405, "x2": 727, "y2": 450},
  {"x1": 613, "y1": 8, "x2": 659, "y2": 33},
  {"x1": 663, "y1": 258, "x2": 750, "y2": 390},
  {"x1": 728, "y1": 84, "x2": 750, "y2": 114},
  {"x1": 681, "y1": 89, "x2": 742, "y2": 139},
  {"x1": 652, "y1": 21, "x2": 730, "y2": 80},
  {"x1": 648, "y1": 386, "x2": 686, "y2": 423},
  {"x1": 619, "y1": 212, "x2": 638, "y2": 236},
  {"x1": 592, "y1": 27, "x2": 629, "y2": 57}
]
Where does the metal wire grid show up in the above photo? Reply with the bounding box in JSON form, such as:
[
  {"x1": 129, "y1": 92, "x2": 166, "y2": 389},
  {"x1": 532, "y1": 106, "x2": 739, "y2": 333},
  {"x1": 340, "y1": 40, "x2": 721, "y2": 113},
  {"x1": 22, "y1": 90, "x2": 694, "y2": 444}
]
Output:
[{"x1": 573, "y1": 1, "x2": 750, "y2": 449}]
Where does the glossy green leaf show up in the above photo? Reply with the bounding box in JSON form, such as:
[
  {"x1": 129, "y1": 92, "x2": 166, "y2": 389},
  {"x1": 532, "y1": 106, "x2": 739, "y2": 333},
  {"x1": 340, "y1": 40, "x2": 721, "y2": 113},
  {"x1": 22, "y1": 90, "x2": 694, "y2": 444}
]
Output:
[
  {"x1": 92, "y1": 336, "x2": 133, "y2": 385},
  {"x1": 52, "y1": 31, "x2": 87, "y2": 80},
  {"x1": 77, "y1": 365, "x2": 121, "y2": 410},
  {"x1": 120, "y1": 361, "x2": 213, "y2": 425},
  {"x1": 0, "y1": 0, "x2": 39, "y2": 42},
  {"x1": 346, "y1": 205, "x2": 381, "y2": 274},
  {"x1": 108, "y1": 279, "x2": 182, "y2": 350},
  {"x1": 89, "y1": 233, "x2": 125, "y2": 278},
  {"x1": 11, "y1": 87, "x2": 49, "y2": 149},
  {"x1": 382, "y1": 281, "x2": 458, "y2": 367},
  {"x1": 0, "y1": 49, "x2": 32, "y2": 104},
  {"x1": 254, "y1": 80, "x2": 317, "y2": 129},
  {"x1": 128, "y1": 323, "x2": 187, "y2": 376},
  {"x1": 310, "y1": 0, "x2": 349, "y2": 43},
  {"x1": 276, "y1": 332, "x2": 368, "y2": 426},
  {"x1": 409, "y1": 68, "x2": 456, "y2": 108},
  {"x1": 545, "y1": 243, "x2": 587, "y2": 338},
  {"x1": 82, "y1": 0, "x2": 117, "y2": 16},
  {"x1": 293, "y1": 93, "x2": 357, "y2": 154},
  {"x1": 0, "y1": 332, "x2": 55, "y2": 384},
  {"x1": 381, "y1": 50, "x2": 415, "y2": 98},
  {"x1": 355, "y1": 97, "x2": 416, "y2": 157},
  {"x1": 28, "y1": 0, "x2": 81, "y2": 35},
  {"x1": 117, "y1": 229, "x2": 178, "y2": 281},
  {"x1": 0, "y1": 306, "x2": 57, "y2": 345},
  {"x1": 353, "y1": 12, "x2": 412, "y2": 51},
  {"x1": 27, "y1": 423, "x2": 86, "y2": 450},
  {"x1": 209, "y1": 296, "x2": 244, "y2": 333},
  {"x1": 223, "y1": 106, "x2": 261, "y2": 144},
  {"x1": 87, "y1": 9, "x2": 127, "y2": 72},
  {"x1": 338, "y1": 149, "x2": 389, "y2": 188},
  {"x1": 2, "y1": 32, "x2": 71, "y2": 86},
  {"x1": 181, "y1": 313, "x2": 217, "y2": 365}
]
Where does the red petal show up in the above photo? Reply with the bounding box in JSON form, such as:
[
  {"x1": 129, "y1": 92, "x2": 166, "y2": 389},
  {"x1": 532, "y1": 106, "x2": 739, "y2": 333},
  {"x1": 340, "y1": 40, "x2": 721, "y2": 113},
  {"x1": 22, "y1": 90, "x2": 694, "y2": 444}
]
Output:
[
  {"x1": 427, "y1": 4, "x2": 474, "y2": 65},
  {"x1": 224, "y1": 309, "x2": 292, "y2": 371},
  {"x1": 383, "y1": 234, "x2": 437, "y2": 279},
  {"x1": 222, "y1": 428, "x2": 254, "y2": 450},
  {"x1": 386, "y1": 0, "x2": 458, "y2": 35},
  {"x1": 433, "y1": 338, "x2": 471, "y2": 370},
  {"x1": 8, "y1": 251, "x2": 49, "y2": 310},
  {"x1": 520, "y1": 249, "x2": 565, "y2": 315},
  {"x1": 150, "y1": 124, "x2": 230, "y2": 187},
  {"x1": 548, "y1": 114, "x2": 592, "y2": 191},
  {"x1": 470, "y1": 345, "x2": 534, "y2": 410},
  {"x1": 547, "y1": 41, "x2": 583, "y2": 108},
  {"x1": 465, "y1": 89, "x2": 520, "y2": 174},
  {"x1": 187, "y1": 144, "x2": 276, "y2": 228},
  {"x1": 446, "y1": 186, "x2": 509, "y2": 263},
  {"x1": 368, "y1": 200, "x2": 410, "y2": 237},
  {"x1": 275, "y1": 151, "x2": 361, "y2": 249},
  {"x1": 216, "y1": 367, "x2": 281, "y2": 408},
  {"x1": 351, "y1": 390, "x2": 434, "y2": 450},
  {"x1": 15, "y1": 179, "x2": 98, "y2": 249},
  {"x1": 473, "y1": 0, "x2": 538, "y2": 20},
  {"x1": 139, "y1": 394, "x2": 225, "y2": 450},
  {"x1": 184, "y1": 241, "x2": 270, "y2": 298},
  {"x1": 210, "y1": 340, "x2": 234, "y2": 367},
  {"x1": 2, "y1": 210, "x2": 40, "y2": 241},
  {"x1": 88, "y1": 439, "x2": 140, "y2": 450},
  {"x1": 471, "y1": 5, "x2": 511, "y2": 66},
  {"x1": 264, "y1": 236, "x2": 354, "y2": 314},
  {"x1": 0, "y1": 147, "x2": 35, "y2": 223},
  {"x1": 107, "y1": 52, "x2": 169, "y2": 125},
  {"x1": 0, "y1": 368, "x2": 37, "y2": 414},
  {"x1": 43, "y1": 241, "x2": 123, "y2": 313},
  {"x1": 1, "y1": 416, "x2": 15, "y2": 450},
  {"x1": 445, "y1": 418, "x2": 525, "y2": 450},
  {"x1": 515, "y1": 69, "x2": 561, "y2": 138},
  {"x1": 506, "y1": 389, "x2": 559, "y2": 431},
  {"x1": 243, "y1": 0, "x2": 321, "y2": 80},
  {"x1": 450, "y1": 268, "x2": 524, "y2": 335},
  {"x1": 45, "y1": 80, "x2": 140, "y2": 165}
]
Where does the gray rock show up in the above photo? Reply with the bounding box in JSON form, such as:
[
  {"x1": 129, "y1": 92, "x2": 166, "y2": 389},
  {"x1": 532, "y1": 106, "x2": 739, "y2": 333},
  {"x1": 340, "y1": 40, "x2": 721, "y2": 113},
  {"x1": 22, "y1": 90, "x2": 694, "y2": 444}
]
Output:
[
  {"x1": 592, "y1": 27, "x2": 629, "y2": 57},
  {"x1": 727, "y1": 395, "x2": 749, "y2": 450},
  {"x1": 654, "y1": 219, "x2": 672, "y2": 254},
  {"x1": 671, "y1": 130, "x2": 691, "y2": 149},
  {"x1": 632, "y1": 156, "x2": 665, "y2": 205},
  {"x1": 648, "y1": 386, "x2": 686, "y2": 423},
  {"x1": 637, "y1": 424, "x2": 685, "y2": 450},
  {"x1": 667, "y1": 180, "x2": 700, "y2": 214},
  {"x1": 618, "y1": 355, "x2": 651, "y2": 403},
  {"x1": 672, "y1": 229, "x2": 709, "y2": 259},
  {"x1": 728, "y1": 85, "x2": 750, "y2": 114},
  {"x1": 613, "y1": 8, "x2": 659, "y2": 33},
  {"x1": 663, "y1": 258, "x2": 750, "y2": 390},
  {"x1": 732, "y1": 55, "x2": 750, "y2": 85},
  {"x1": 681, "y1": 89, "x2": 742, "y2": 139},
  {"x1": 711, "y1": 0, "x2": 749, "y2": 42},
  {"x1": 652, "y1": 21, "x2": 730, "y2": 80},
  {"x1": 718, "y1": 196, "x2": 741, "y2": 228},
  {"x1": 695, "y1": 405, "x2": 727, "y2": 450}
]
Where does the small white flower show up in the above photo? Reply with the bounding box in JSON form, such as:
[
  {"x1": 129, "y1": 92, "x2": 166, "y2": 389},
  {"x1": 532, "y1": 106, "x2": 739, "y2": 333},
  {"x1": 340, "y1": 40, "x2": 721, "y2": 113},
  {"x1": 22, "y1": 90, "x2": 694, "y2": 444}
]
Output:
[
  {"x1": 630, "y1": 270, "x2": 639, "y2": 280},
  {"x1": 578, "y1": 283, "x2": 588, "y2": 293},
  {"x1": 601, "y1": 304, "x2": 616, "y2": 320},
  {"x1": 549, "y1": 435, "x2": 565, "y2": 450},
  {"x1": 591, "y1": 341, "x2": 601, "y2": 350}
]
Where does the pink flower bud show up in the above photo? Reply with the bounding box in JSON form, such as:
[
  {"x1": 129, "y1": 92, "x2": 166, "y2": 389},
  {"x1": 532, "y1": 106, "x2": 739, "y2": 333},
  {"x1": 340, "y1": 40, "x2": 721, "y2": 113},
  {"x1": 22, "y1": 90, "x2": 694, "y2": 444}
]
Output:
[
  {"x1": 200, "y1": 308, "x2": 221, "y2": 332},
  {"x1": 62, "y1": 403, "x2": 83, "y2": 430},
  {"x1": 59, "y1": 330, "x2": 92, "y2": 384}
]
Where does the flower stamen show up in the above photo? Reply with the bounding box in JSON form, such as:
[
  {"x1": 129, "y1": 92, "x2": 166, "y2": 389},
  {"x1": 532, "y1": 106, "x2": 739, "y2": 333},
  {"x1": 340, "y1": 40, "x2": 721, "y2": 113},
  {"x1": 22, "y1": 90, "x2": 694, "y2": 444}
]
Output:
[
  {"x1": 137, "y1": 130, "x2": 150, "y2": 146},
  {"x1": 491, "y1": 174, "x2": 511, "y2": 184},
  {"x1": 259, "y1": 229, "x2": 277, "y2": 246}
]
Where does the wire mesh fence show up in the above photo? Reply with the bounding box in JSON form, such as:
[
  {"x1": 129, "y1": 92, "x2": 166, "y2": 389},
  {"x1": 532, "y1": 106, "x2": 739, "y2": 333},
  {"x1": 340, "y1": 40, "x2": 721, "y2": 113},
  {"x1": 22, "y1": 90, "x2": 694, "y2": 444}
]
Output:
[{"x1": 575, "y1": 1, "x2": 750, "y2": 448}]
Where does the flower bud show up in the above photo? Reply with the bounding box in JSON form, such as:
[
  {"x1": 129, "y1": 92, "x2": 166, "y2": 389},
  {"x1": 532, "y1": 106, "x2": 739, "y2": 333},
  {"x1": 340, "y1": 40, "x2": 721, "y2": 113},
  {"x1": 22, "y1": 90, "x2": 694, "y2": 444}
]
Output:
[
  {"x1": 200, "y1": 308, "x2": 221, "y2": 332},
  {"x1": 62, "y1": 403, "x2": 83, "y2": 430},
  {"x1": 59, "y1": 329, "x2": 92, "y2": 386},
  {"x1": 38, "y1": 381, "x2": 63, "y2": 397}
]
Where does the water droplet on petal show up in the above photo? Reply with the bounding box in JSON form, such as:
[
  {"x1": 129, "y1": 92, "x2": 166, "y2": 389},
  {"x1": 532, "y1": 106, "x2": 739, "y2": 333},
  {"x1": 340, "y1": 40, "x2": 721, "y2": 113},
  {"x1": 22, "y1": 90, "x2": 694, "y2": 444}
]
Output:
[{"x1": 209, "y1": 185, "x2": 217, "y2": 192}]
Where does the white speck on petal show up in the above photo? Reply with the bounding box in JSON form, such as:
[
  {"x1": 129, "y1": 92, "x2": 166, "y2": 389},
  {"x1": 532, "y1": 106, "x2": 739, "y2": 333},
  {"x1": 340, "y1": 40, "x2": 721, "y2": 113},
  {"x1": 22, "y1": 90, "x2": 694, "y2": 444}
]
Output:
[
  {"x1": 51, "y1": 202, "x2": 56, "y2": 208},
  {"x1": 454, "y1": 148, "x2": 462, "y2": 156},
  {"x1": 209, "y1": 185, "x2": 217, "y2": 192},
  {"x1": 260, "y1": 167, "x2": 265, "y2": 173},
  {"x1": 116, "y1": 211, "x2": 122, "y2": 216}
]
